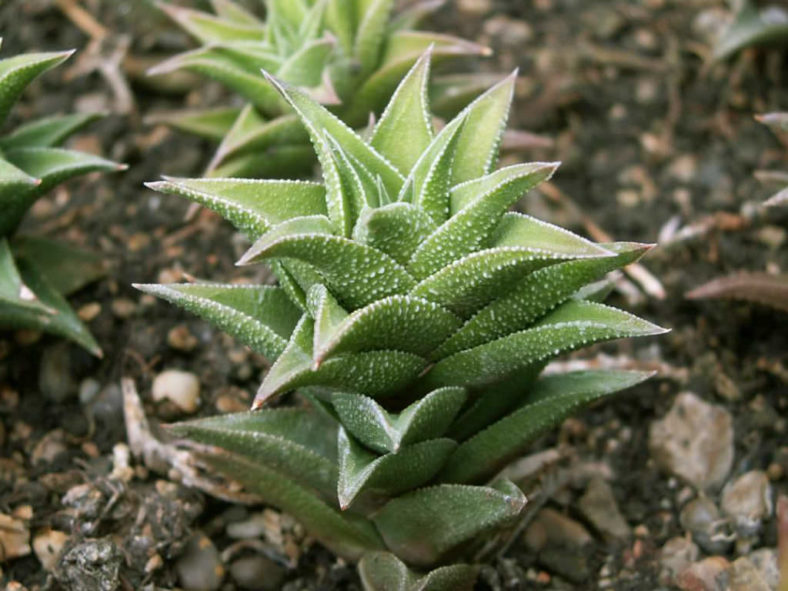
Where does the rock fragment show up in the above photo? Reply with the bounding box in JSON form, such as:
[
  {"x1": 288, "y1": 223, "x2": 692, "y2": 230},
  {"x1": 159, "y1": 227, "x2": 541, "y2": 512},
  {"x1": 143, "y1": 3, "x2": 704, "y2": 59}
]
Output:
[
  {"x1": 33, "y1": 529, "x2": 69, "y2": 571},
  {"x1": 676, "y1": 556, "x2": 729, "y2": 591},
  {"x1": 577, "y1": 476, "x2": 631, "y2": 542},
  {"x1": 649, "y1": 392, "x2": 733, "y2": 491},
  {"x1": 720, "y1": 471, "x2": 773, "y2": 537},
  {"x1": 175, "y1": 533, "x2": 224, "y2": 591},
  {"x1": 0, "y1": 513, "x2": 30, "y2": 561}
]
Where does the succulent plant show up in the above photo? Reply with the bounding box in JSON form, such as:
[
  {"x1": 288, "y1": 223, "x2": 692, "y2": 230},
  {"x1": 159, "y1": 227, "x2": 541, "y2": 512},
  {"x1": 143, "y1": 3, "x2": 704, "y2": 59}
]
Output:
[
  {"x1": 714, "y1": 0, "x2": 788, "y2": 60},
  {"x1": 138, "y1": 54, "x2": 666, "y2": 588},
  {"x1": 149, "y1": 0, "x2": 493, "y2": 178},
  {"x1": 0, "y1": 43, "x2": 123, "y2": 356}
]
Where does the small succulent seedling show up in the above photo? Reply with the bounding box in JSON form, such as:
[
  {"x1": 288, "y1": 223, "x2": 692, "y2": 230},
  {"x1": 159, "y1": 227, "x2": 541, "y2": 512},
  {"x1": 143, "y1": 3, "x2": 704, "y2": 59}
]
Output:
[
  {"x1": 139, "y1": 53, "x2": 666, "y2": 589},
  {"x1": 0, "y1": 42, "x2": 123, "y2": 356},
  {"x1": 149, "y1": 0, "x2": 492, "y2": 177},
  {"x1": 714, "y1": 0, "x2": 788, "y2": 59}
]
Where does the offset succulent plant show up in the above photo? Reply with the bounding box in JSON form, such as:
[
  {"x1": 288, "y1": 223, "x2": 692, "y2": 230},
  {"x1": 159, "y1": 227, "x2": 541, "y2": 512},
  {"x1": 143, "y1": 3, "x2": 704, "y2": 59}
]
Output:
[
  {"x1": 139, "y1": 54, "x2": 666, "y2": 588},
  {"x1": 149, "y1": 0, "x2": 492, "y2": 177},
  {"x1": 0, "y1": 43, "x2": 123, "y2": 356}
]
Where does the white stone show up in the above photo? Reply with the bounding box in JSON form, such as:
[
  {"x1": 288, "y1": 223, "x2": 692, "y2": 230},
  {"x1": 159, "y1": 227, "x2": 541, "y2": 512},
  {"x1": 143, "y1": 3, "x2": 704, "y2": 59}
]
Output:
[
  {"x1": 152, "y1": 370, "x2": 200, "y2": 413},
  {"x1": 721, "y1": 471, "x2": 772, "y2": 536}
]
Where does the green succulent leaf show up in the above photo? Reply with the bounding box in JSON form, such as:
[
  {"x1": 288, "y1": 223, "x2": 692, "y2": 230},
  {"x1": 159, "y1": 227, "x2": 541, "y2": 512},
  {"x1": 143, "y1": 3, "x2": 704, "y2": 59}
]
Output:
[
  {"x1": 370, "y1": 49, "x2": 433, "y2": 175},
  {"x1": 714, "y1": 1, "x2": 788, "y2": 60},
  {"x1": 372, "y1": 479, "x2": 525, "y2": 565},
  {"x1": 332, "y1": 387, "x2": 466, "y2": 454},
  {"x1": 435, "y1": 242, "x2": 650, "y2": 358},
  {"x1": 171, "y1": 408, "x2": 338, "y2": 500},
  {"x1": 0, "y1": 158, "x2": 39, "y2": 237},
  {"x1": 13, "y1": 236, "x2": 106, "y2": 296},
  {"x1": 211, "y1": 0, "x2": 262, "y2": 24},
  {"x1": 277, "y1": 36, "x2": 335, "y2": 88},
  {"x1": 407, "y1": 163, "x2": 560, "y2": 279},
  {"x1": 133, "y1": 283, "x2": 300, "y2": 360},
  {"x1": 0, "y1": 239, "x2": 50, "y2": 314},
  {"x1": 352, "y1": 203, "x2": 437, "y2": 265},
  {"x1": 0, "y1": 113, "x2": 102, "y2": 149},
  {"x1": 337, "y1": 427, "x2": 455, "y2": 510},
  {"x1": 208, "y1": 106, "x2": 309, "y2": 173},
  {"x1": 199, "y1": 452, "x2": 383, "y2": 560},
  {"x1": 4, "y1": 147, "x2": 122, "y2": 193},
  {"x1": 0, "y1": 258, "x2": 101, "y2": 356},
  {"x1": 0, "y1": 50, "x2": 73, "y2": 126},
  {"x1": 147, "y1": 177, "x2": 326, "y2": 239},
  {"x1": 440, "y1": 370, "x2": 655, "y2": 483},
  {"x1": 254, "y1": 316, "x2": 426, "y2": 407},
  {"x1": 359, "y1": 552, "x2": 478, "y2": 591},
  {"x1": 311, "y1": 289, "x2": 463, "y2": 361},
  {"x1": 146, "y1": 107, "x2": 241, "y2": 141},
  {"x1": 426, "y1": 300, "x2": 667, "y2": 388},
  {"x1": 355, "y1": 0, "x2": 395, "y2": 76},
  {"x1": 240, "y1": 216, "x2": 416, "y2": 310},
  {"x1": 209, "y1": 144, "x2": 316, "y2": 179},
  {"x1": 157, "y1": 3, "x2": 264, "y2": 43}
]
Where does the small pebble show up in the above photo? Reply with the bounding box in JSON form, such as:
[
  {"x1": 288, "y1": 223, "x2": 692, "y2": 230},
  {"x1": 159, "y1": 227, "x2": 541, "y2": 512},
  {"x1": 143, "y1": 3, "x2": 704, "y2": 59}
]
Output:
[
  {"x1": 676, "y1": 556, "x2": 730, "y2": 591},
  {"x1": 720, "y1": 471, "x2": 772, "y2": 537},
  {"x1": 175, "y1": 533, "x2": 224, "y2": 591},
  {"x1": 39, "y1": 344, "x2": 74, "y2": 403},
  {"x1": 31, "y1": 430, "x2": 68, "y2": 465},
  {"x1": 649, "y1": 392, "x2": 733, "y2": 491},
  {"x1": 679, "y1": 496, "x2": 732, "y2": 555},
  {"x1": 167, "y1": 324, "x2": 198, "y2": 351},
  {"x1": 111, "y1": 298, "x2": 136, "y2": 319},
  {"x1": 152, "y1": 370, "x2": 200, "y2": 414},
  {"x1": 33, "y1": 530, "x2": 69, "y2": 571},
  {"x1": 77, "y1": 302, "x2": 101, "y2": 322},
  {"x1": 658, "y1": 536, "x2": 699, "y2": 586},
  {"x1": 577, "y1": 477, "x2": 631, "y2": 542},
  {"x1": 0, "y1": 513, "x2": 31, "y2": 562},
  {"x1": 727, "y1": 557, "x2": 771, "y2": 591},
  {"x1": 747, "y1": 548, "x2": 779, "y2": 589},
  {"x1": 229, "y1": 555, "x2": 285, "y2": 591},
  {"x1": 523, "y1": 508, "x2": 593, "y2": 552}
]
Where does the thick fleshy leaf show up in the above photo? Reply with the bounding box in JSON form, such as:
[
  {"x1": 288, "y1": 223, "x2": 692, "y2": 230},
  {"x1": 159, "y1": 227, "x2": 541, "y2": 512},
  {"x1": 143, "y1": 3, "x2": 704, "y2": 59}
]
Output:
[
  {"x1": 425, "y1": 300, "x2": 667, "y2": 388},
  {"x1": 171, "y1": 408, "x2": 337, "y2": 499},
  {"x1": 358, "y1": 552, "x2": 478, "y2": 591},
  {"x1": 133, "y1": 283, "x2": 300, "y2": 360},
  {"x1": 276, "y1": 36, "x2": 335, "y2": 87},
  {"x1": 344, "y1": 32, "x2": 489, "y2": 125},
  {"x1": 146, "y1": 107, "x2": 241, "y2": 141},
  {"x1": 714, "y1": 1, "x2": 788, "y2": 60},
  {"x1": 449, "y1": 72, "x2": 515, "y2": 185},
  {"x1": 407, "y1": 163, "x2": 560, "y2": 279},
  {"x1": 410, "y1": 247, "x2": 597, "y2": 318},
  {"x1": 211, "y1": 0, "x2": 263, "y2": 24},
  {"x1": 239, "y1": 216, "x2": 416, "y2": 309},
  {"x1": 0, "y1": 157, "x2": 39, "y2": 236},
  {"x1": 253, "y1": 316, "x2": 426, "y2": 407},
  {"x1": 4, "y1": 147, "x2": 122, "y2": 193},
  {"x1": 150, "y1": 47, "x2": 282, "y2": 113},
  {"x1": 313, "y1": 293, "x2": 463, "y2": 362},
  {"x1": 429, "y1": 73, "x2": 502, "y2": 119},
  {"x1": 0, "y1": 113, "x2": 102, "y2": 149},
  {"x1": 337, "y1": 428, "x2": 455, "y2": 509},
  {"x1": 372, "y1": 479, "x2": 525, "y2": 565},
  {"x1": 388, "y1": 0, "x2": 446, "y2": 31},
  {"x1": 332, "y1": 387, "x2": 466, "y2": 454},
  {"x1": 371, "y1": 50, "x2": 433, "y2": 174},
  {"x1": 447, "y1": 364, "x2": 544, "y2": 442},
  {"x1": 355, "y1": 0, "x2": 395, "y2": 76},
  {"x1": 352, "y1": 203, "x2": 437, "y2": 265},
  {"x1": 435, "y1": 242, "x2": 650, "y2": 358},
  {"x1": 209, "y1": 144, "x2": 316, "y2": 179},
  {"x1": 325, "y1": 0, "x2": 356, "y2": 54},
  {"x1": 199, "y1": 452, "x2": 383, "y2": 560},
  {"x1": 208, "y1": 106, "x2": 309, "y2": 172},
  {"x1": 0, "y1": 259, "x2": 101, "y2": 356},
  {"x1": 157, "y1": 3, "x2": 265, "y2": 43},
  {"x1": 13, "y1": 236, "x2": 106, "y2": 296},
  {"x1": 439, "y1": 371, "x2": 654, "y2": 483},
  {"x1": 147, "y1": 177, "x2": 326, "y2": 239},
  {"x1": 0, "y1": 239, "x2": 49, "y2": 313},
  {"x1": 0, "y1": 50, "x2": 73, "y2": 126},
  {"x1": 263, "y1": 73, "x2": 404, "y2": 197}
]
